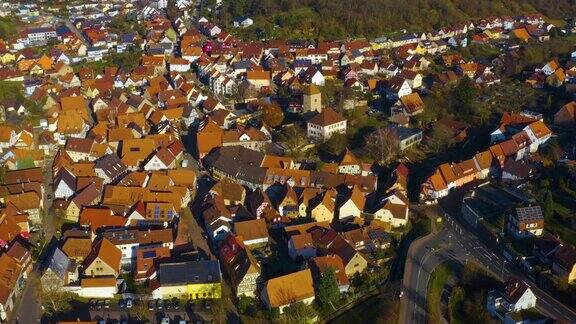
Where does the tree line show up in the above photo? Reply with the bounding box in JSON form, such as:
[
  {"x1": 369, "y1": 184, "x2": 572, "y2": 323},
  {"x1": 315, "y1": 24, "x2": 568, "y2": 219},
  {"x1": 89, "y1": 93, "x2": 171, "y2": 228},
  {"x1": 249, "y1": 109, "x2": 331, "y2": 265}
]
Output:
[{"x1": 217, "y1": 0, "x2": 576, "y2": 39}]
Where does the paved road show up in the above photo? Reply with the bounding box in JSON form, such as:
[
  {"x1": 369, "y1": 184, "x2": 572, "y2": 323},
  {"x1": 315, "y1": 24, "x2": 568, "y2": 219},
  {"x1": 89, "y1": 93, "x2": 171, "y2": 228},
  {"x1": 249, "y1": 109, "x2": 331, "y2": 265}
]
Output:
[
  {"x1": 12, "y1": 278, "x2": 41, "y2": 324},
  {"x1": 59, "y1": 18, "x2": 88, "y2": 46},
  {"x1": 399, "y1": 220, "x2": 449, "y2": 324},
  {"x1": 399, "y1": 208, "x2": 576, "y2": 324}
]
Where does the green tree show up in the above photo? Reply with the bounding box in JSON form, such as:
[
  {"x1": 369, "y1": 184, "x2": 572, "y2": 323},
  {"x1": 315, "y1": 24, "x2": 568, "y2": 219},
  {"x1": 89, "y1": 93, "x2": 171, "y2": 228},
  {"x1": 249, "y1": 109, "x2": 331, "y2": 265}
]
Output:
[
  {"x1": 283, "y1": 301, "x2": 316, "y2": 323},
  {"x1": 110, "y1": 47, "x2": 144, "y2": 72},
  {"x1": 546, "y1": 95, "x2": 553, "y2": 110},
  {"x1": 542, "y1": 138, "x2": 562, "y2": 163},
  {"x1": 452, "y1": 76, "x2": 477, "y2": 116},
  {"x1": 0, "y1": 81, "x2": 25, "y2": 103},
  {"x1": 448, "y1": 286, "x2": 466, "y2": 324},
  {"x1": 316, "y1": 267, "x2": 340, "y2": 307},
  {"x1": 0, "y1": 17, "x2": 17, "y2": 39},
  {"x1": 319, "y1": 132, "x2": 347, "y2": 156},
  {"x1": 542, "y1": 191, "x2": 554, "y2": 221},
  {"x1": 237, "y1": 295, "x2": 256, "y2": 316}
]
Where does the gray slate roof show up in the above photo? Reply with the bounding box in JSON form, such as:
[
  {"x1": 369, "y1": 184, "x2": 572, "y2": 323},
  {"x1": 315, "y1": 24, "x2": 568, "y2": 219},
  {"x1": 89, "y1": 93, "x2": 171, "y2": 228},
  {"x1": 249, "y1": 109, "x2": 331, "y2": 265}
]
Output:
[{"x1": 158, "y1": 260, "x2": 222, "y2": 286}]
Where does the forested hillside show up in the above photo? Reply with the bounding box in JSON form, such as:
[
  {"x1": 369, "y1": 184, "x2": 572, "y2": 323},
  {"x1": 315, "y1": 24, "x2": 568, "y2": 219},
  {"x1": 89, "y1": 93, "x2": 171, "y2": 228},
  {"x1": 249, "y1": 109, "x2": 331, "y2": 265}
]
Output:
[{"x1": 214, "y1": 0, "x2": 576, "y2": 39}]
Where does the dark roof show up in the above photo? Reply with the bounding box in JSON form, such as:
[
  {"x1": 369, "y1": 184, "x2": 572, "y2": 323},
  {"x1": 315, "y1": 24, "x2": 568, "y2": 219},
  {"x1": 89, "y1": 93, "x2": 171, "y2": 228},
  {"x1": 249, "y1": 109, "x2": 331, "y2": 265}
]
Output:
[
  {"x1": 389, "y1": 125, "x2": 422, "y2": 141},
  {"x1": 120, "y1": 33, "x2": 136, "y2": 43},
  {"x1": 54, "y1": 168, "x2": 76, "y2": 191},
  {"x1": 71, "y1": 183, "x2": 100, "y2": 207},
  {"x1": 158, "y1": 260, "x2": 221, "y2": 286},
  {"x1": 204, "y1": 146, "x2": 266, "y2": 185},
  {"x1": 95, "y1": 154, "x2": 128, "y2": 181},
  {"x1": 514, "y1": 206, "x2": 543, "y2": 223},
  {"x1": 66, "y1": 137, "x2": 94, "y2": 153},
  {"x1": 56, "y1": 25, "x2": 71, "y2": 37},
  {"x1": 233, "y1": 60, "x2": 253, "y2": 70},
  {"x1": 27, "y1": 27, "x2": 56, "y2": 34},
  {"x1": 5, "y1": 168, "x2": 43, "y2": 185},
  {"x1": 534, "y1": 234, "x2": 561, "y2": 257},
  {"x1": 553, "y1": 244, "x2": 576, "y2": 270}
]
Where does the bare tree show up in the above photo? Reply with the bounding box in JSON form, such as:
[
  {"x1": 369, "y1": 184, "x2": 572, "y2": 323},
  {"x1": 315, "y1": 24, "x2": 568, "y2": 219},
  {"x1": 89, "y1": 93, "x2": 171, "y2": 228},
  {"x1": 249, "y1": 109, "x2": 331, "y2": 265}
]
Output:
[
  {"x1": 31, "y1": 272, "x2": 73, "y2": 315},
  {"x1": 233, "y1": 80, "x2": 253, "y2": 103},
  {"x1": 365, "y1": 127, "x2": 400, "y2": 166},
  {"x1": 279, "y1": 125, "x2": 309, "y2": 160}
]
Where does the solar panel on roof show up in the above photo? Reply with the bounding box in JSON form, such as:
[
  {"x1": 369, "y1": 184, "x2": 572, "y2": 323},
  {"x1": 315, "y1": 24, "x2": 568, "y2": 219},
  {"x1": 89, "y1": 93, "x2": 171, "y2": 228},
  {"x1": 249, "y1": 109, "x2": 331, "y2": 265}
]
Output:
[{"x1": 142, "y1": 251, "x2": 157, "y2": 259}]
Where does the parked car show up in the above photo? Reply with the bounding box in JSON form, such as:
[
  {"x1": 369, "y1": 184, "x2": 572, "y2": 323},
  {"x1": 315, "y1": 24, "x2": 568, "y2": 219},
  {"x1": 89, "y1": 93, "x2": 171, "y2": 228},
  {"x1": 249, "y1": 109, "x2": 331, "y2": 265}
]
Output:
[
  {"x1": 148, "y1": 300, "x2": 155, "y2": 311},
  {"x1": 186, "y1": 300, "x2": 194, "y2": 311},
  {"x1": 172, "y1": 297, "x2": 180, "y2": 310},
  {"x1": 164, "y1": 299, "x2": 171, "y2": 310},
  {"x1": 204, "y1": 301, "x2": 211, "y2": 310},
  {"x1": 118, "y1": 299, "x2": 126, "y2": 308},
  {"x1": 126, "y1": 299, "x2": 133, "y2": 309},
  {"x1": 96, "y1": 300, "x2": 104, "y2": 310},
  {"x1": 156, "y1": 299, "x2": 164, "y2": 311},
  {"x1": 88, "y1": 299, "x2": 96, "y2": 310},
  {"x1": 104, "y1": 299, "x2": 110, "y2": 309}
]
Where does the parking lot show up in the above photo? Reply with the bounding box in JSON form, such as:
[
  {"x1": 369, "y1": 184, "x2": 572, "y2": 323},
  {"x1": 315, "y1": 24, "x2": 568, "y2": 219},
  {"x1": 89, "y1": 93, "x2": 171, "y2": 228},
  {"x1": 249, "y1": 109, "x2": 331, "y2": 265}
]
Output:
[{"x1": 88, "y1": 298, "x2": 214, "y2": 323}]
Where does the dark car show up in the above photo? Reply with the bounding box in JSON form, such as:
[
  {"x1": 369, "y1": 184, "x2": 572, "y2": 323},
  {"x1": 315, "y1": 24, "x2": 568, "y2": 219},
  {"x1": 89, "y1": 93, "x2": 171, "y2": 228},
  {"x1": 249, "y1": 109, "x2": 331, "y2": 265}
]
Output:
[
  {"x1": 88, "y1": 299, "x2": 96, "y2": 310},
  {"x1": 104, "y1": 299, "x2": 110, "y2": 309},
  {"x1": 148, "y1": 300, "x2": 155, "y2": 311},
  {"x1": 156, "y1": 299, "x2": 164, "y2": 311},
  {"x1": 164, "y1": 299, "x2": 171, "y2": 310},
  {"x1": 96, "y1": 300, "x2": 104, "y2": 310},
  {"x1": 172, "y1": 297, "x2": 180, "y2": 309},
  {"x1": 118, "y1": 299, "x2": 126, "y2": 309},
  {"x1": 186, "y1": 300, "x2": 194, "y2": 311}
]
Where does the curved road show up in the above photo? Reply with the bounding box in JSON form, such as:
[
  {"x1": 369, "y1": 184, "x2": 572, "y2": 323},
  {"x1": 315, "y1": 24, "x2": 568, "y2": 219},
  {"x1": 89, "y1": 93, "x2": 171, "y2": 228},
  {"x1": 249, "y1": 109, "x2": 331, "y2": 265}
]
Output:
[{"x1": 399, "y1": 209, "x2": 576, "y2": 324}]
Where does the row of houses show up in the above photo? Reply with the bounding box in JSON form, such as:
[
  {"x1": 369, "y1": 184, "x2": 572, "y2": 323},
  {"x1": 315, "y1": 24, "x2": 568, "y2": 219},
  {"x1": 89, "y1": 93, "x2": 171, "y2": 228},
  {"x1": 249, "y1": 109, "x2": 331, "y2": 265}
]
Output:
[{"x1": 421, "y1": 112, "x2": 551, "y2": 201}]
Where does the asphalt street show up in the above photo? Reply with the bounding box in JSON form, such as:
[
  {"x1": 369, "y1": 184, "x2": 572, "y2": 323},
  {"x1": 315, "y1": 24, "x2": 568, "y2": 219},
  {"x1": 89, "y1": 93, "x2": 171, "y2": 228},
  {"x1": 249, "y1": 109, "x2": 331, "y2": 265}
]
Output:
[
  {"x1": 399, "y1": 210, "x2": 576, "y2": 324},
  {"x1": 12, "y1": 279, "x2": 41, "y2": 324}
]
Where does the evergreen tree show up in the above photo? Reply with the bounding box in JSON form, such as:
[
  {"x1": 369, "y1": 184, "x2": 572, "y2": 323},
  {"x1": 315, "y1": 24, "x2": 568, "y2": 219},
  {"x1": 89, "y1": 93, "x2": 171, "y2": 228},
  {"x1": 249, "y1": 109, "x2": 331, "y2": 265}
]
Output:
[
  {"x1": 452, "y1": 76, "x2": 477, "y2": 116},
  {"x1": 316, "y1": 267, "x2": 340, "y2": 307},
  {"x1": 542, "y1": 191, "x2": 554, "y2": 220}
]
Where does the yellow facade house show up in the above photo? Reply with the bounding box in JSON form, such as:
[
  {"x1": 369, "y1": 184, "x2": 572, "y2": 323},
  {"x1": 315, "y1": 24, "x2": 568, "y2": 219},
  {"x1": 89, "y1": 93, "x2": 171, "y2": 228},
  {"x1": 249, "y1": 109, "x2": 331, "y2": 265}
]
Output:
[
  {"x1": 0, "y1": 52, "x2": 15, "y2": 65},
  {"x1": 311, "y1": 189, "x2": 336, "y2": 223},
  {"x1": 152, "y1": 260, "x2": 222, "y2": 300},
  {"x1": 83, "y1": 237, "x2": 122, "y2": 278}
]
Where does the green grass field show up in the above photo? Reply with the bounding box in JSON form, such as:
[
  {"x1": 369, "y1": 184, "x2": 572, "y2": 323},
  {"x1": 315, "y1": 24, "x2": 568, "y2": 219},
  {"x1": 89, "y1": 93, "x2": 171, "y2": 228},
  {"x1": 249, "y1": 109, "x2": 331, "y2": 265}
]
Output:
[{"x1": 427, "y1": 262, "x2": 455, "y2": 323}]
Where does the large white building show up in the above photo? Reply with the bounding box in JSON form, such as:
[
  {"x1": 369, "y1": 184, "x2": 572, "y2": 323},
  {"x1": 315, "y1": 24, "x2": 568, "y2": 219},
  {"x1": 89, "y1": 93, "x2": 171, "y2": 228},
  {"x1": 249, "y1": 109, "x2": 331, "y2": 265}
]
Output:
[
  {"x1": 307, "y1": 107, "x2": 347, "y2": 142},
  {"x1": 21, "y1": 27, "x2": 57, "y2": 46}
]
